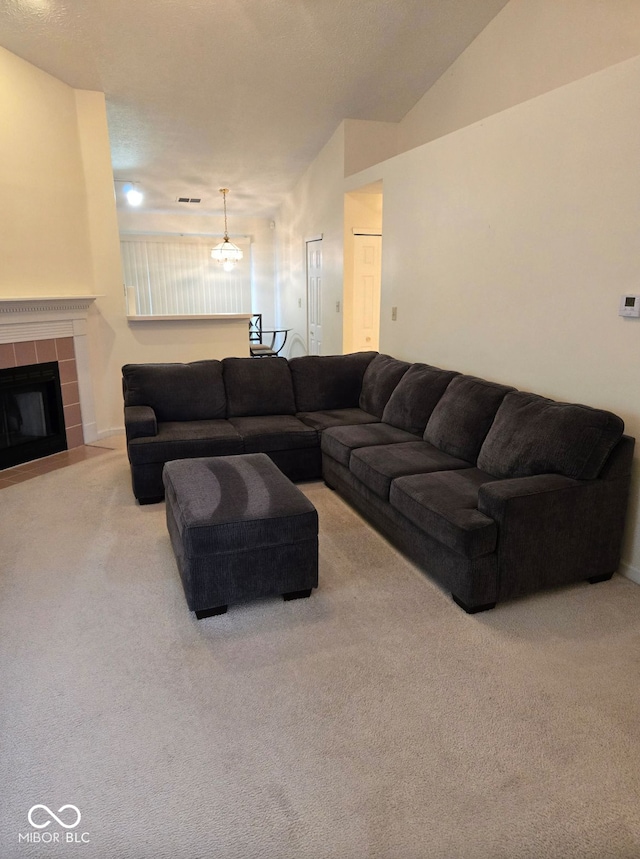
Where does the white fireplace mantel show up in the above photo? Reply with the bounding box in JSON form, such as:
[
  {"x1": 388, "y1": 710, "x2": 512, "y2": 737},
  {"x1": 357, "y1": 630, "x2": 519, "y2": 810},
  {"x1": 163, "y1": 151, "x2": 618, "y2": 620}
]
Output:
[
  {"x1": 0, "y1": 296, "x2": 99, "y2": 341},
  {"x1": 0, "y1": 296, "x2": 98, "y2": 311},
  {"x1": 0, "y1": 295, "x2": 101, "y2": 442}
]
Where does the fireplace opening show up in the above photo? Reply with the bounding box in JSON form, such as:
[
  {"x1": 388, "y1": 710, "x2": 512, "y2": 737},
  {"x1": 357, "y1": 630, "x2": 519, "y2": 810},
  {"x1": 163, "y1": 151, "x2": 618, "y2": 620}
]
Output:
[{"x1": 0, "y1": 362, "x2": 67, "y2": 470}]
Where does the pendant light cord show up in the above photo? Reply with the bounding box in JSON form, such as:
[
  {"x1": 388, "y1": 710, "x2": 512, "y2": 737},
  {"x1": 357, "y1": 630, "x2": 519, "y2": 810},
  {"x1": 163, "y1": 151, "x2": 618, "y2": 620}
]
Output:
[{"x1": 220, "y1": 188, "x2": 230, "y2": 240}]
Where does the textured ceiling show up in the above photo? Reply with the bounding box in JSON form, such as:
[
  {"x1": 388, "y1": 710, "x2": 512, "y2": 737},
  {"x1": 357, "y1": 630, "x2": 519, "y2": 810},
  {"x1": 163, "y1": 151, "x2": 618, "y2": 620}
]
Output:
[{"x1": 1, "y1": 0, "x2": 509, "y2": 217}]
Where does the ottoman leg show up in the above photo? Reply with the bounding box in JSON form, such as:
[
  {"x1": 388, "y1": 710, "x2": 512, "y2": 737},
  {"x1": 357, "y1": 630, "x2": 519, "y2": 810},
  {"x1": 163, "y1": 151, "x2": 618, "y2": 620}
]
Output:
[
  {"x1": 195, "y1": 605, "x2": 228, "y2": 619},
  {"x1": 283, "y1": 589, "x2": 313, "y2": 601}
]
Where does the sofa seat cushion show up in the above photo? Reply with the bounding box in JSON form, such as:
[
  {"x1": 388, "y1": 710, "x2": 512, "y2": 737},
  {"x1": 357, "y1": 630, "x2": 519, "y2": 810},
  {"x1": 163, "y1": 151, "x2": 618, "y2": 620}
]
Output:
[
  {"x1": 321, "y1": 423, "x2": 420, "y2": 467},
  {"x1": 477, "y1": 391, "x2": 625, "y2": 480},
  {"x1": 297, "y1": 408, "x2": 379, "y2": 432},
  {"x1": 390, "y1": 468, "x2": 500, "y2": 559},
  {"x1": 127, "y1": 420, "x2": 243, "y2": 465},
  {"x1": 350, "y1": 441, "x2": 472, "y2": 500},
  {"x1": 228, "y1": 415, "x2": 318, "y2": 453},
  {"x1": 381, "y1": 363, "x2": 459, "y2": 434},
  {"x1": 359, "y1": 354, "x2": 411, "y2": 418},
  {"x1": 424, "y1": 375, "x2": 515, "y2": 462}
]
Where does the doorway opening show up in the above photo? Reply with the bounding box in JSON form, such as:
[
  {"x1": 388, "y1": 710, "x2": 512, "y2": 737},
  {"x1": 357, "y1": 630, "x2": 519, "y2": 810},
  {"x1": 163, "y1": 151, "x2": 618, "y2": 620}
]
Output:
[
  {"x1": 306, "y1": 237, "x2": 323, "y2": 355},
  {"x1": 343, "y1": 182, "x2": 383, "y2": 354}
]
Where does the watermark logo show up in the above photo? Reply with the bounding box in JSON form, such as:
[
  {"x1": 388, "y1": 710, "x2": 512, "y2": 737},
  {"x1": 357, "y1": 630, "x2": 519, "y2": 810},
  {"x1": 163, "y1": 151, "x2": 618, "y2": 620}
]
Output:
[
  {"x1": 28, "y1": 805, "x2": 81, "y2": 830},
  {"x1": 19, "y1": 804, "x2": 90, "y2": 845}
]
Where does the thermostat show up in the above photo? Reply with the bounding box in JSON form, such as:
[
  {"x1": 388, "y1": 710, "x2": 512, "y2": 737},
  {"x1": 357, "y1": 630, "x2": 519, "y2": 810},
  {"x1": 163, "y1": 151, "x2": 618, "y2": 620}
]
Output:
[{"x1": 619, "y1": 294, "x2": 640, "y2": 317}]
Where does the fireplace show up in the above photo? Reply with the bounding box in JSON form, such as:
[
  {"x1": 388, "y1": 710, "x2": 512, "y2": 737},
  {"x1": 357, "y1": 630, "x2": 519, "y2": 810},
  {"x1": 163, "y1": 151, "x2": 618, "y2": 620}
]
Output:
[
  {"x1": 0, "y1": 362, "x2": 67, "y2": 469},
  {"x1": 0, "y1": 296, "x2": 99, "y2": 466}
]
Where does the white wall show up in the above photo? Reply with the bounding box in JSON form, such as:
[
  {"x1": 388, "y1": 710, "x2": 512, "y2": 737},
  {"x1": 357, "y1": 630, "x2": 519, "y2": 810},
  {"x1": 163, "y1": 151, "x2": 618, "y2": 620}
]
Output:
[
  {"x1": 277, "y1": 121, "x2": 398, "y2": 357},
  {"x1": 343, "y1": 119, "x2": 398, "y2": 177},
  {"x1": 1, "y1": 48, "x2": 257, "y2": 438},
  {"x1": 276, "y1": 0, "x2": 640, "y2": 580},
  {"x1": 348, "y1": 54, "x2": 640, "y2": 578},
  {"x1": 398, "y1": 0, "x2": 640, "y2": 153},
  {"x1": 0, "y1": 48, "x2": 123, "y2": 436},
  {"x1": 0, "y1": 48, "x2": 94, "y2": 294},
  {"x1": 276, "y1": 124, "x2": 346, "y2": 357}
]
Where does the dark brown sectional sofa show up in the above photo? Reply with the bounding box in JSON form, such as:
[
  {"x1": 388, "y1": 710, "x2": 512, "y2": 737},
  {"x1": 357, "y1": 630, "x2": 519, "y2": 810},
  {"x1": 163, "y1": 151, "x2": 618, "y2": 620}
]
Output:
[{"x1": 122, "y1": 352, "x2": 634, "y2": 612}]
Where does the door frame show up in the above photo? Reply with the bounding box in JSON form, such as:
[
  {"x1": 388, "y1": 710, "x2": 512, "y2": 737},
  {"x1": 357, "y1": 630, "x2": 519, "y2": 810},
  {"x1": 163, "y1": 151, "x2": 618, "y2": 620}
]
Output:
[
  {"x1": 351, "y1": 230, "x2": 382, "y2": 353},
  {"x1": 305, "y1": 234, "x2": 323, "y2": 355}
]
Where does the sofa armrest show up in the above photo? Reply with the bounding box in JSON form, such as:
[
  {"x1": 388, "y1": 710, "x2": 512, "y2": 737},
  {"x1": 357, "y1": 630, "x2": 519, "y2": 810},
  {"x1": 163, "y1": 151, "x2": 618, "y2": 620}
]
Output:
[
  {"x1": 477, "y1": 473, "x2": 629, "y2": 600},
  {"x1": 124, "y1": 405, "x2": 158, "y2": 442},
  {"x1": 478, "y1": 474, "x2": 578, "y2": 518}
]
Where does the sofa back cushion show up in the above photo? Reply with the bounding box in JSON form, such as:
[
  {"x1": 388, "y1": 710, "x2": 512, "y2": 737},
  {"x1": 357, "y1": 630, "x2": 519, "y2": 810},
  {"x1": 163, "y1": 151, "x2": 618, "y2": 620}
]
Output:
[
  {"x1": 122, "y1": 361, "x2": 226, "y2": 422},
  {"x1": 477, "y1": 391, "x2": 625, "y2": 480},
  {"x1": 359, "y1": 354, "x2": 411, "y2": 418},
  {"x1": 290, "y1": 351, "x2": 377, "y2": 413},
  {"x1": 223, "y1": 356, "x2": 296, "y2": 417},
  {"x1": 424, "y1": 375, "x2": 514, "y2": 462},
  {"x1": 382, "y1": 363, "x2": 459, "y2": 434}
]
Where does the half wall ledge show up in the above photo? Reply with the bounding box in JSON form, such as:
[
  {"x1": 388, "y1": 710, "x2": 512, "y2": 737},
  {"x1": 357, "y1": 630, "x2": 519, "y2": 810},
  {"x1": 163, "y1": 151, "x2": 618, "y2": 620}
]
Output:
[{"x1": 126, "y1": 313, "x2": 252, "y2": 321}]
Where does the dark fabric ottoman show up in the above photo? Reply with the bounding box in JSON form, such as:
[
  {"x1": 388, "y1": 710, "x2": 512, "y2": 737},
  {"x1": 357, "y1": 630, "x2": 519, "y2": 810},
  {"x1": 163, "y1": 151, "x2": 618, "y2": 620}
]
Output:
[{"x1": 163, "y1": 453, "x2": 318, "y2": 618}]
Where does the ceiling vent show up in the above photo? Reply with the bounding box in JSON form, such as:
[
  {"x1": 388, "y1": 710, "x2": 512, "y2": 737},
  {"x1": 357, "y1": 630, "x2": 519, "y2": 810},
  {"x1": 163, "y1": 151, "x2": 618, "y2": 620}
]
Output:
[{"x1": 177, "y1": 197, "x2": 201, "y2": 203}]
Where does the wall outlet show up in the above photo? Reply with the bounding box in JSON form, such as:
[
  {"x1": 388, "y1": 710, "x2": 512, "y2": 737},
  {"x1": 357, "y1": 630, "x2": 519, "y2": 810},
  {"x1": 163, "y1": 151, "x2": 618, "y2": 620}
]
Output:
[{"x1": 391, "y1": 306, "x2": 397, "y2": 321}]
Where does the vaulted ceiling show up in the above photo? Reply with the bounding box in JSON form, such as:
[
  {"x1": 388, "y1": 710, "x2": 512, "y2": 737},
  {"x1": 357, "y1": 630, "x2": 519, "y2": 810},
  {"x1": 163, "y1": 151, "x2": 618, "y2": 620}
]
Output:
[{"x1": 1, "y1": 0, "x2": 509, "y2": 217}]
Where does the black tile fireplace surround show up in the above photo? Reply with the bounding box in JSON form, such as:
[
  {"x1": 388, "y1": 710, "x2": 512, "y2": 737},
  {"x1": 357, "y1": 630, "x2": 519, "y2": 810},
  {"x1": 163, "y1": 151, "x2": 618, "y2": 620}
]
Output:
[{"x1": 0, "y1": 362, "x2": 67, "y2": 470}]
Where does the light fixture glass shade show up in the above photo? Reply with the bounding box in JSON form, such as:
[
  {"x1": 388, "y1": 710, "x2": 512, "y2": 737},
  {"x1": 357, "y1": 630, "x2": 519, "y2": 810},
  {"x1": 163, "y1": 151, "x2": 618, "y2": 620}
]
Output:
[{"x1": 211, "y1": 239, "x2": 243, "y2": 264}]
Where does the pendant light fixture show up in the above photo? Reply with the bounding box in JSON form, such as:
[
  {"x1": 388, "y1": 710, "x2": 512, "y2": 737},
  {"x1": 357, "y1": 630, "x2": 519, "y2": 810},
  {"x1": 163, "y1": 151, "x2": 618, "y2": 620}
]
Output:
[{"x1": 211, "y1": 188, "x2": 243, "y2": 271}]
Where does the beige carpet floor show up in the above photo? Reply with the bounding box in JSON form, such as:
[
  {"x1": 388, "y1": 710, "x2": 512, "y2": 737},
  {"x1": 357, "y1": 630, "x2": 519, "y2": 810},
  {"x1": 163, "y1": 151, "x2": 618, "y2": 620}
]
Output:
[{"x1": 1, "y1": 440, "x2": 640, "y2": 858}]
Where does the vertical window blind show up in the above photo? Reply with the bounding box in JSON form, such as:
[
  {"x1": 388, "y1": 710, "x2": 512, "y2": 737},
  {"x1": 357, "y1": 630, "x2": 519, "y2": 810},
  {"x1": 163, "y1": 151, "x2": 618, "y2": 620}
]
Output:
[{"x1": 120, "y1": 236, "x2": 251, "y2": 316}]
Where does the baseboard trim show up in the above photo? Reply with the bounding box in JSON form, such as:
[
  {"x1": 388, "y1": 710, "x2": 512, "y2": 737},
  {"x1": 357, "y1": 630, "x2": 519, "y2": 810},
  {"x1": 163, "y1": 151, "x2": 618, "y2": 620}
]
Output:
[
  {"x1": 619, "y1": 560, "x2": 640, "y2": 585},
  {"x1": 82, "y1": 421, "x2": 98, "y2": 444},
  {"x1": 96, "y1": 426, "x2": 125, "y2": 440}
]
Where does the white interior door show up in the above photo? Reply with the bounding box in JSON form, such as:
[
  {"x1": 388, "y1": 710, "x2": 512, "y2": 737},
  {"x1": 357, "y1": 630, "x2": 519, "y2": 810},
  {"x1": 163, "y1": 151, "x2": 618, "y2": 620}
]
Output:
[
  {"x1": 306, "y1": 239, "x2": 322, "y2": 355},
  {"x1": 352, "y1": 234, "x2": 381, "y2": 352}
]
